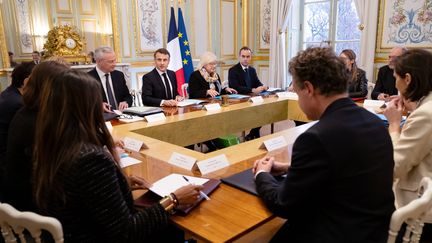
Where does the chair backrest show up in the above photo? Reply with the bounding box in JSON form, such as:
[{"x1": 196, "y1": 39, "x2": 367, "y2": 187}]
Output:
[
  {"x1": 131, "y1": 89, "x2": 143, "y2": 107},
  {"x1": 367, "y1": 81, "x2": 375, "y2": 100},
  {"x1": 387, "y1": 177, "x2": 432, "y2": 243},
  {"x1": 0, "y1": 203, "x2": 64, "y2": 243},
  {"x1": 181, "y1": 83, "x2": 189, "y2": 98}
]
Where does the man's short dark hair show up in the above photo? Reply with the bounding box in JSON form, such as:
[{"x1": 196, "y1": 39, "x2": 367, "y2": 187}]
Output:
[
  {"x1": 288, "y1": 47, "x2": 349, "y2": 96},
  {"x1": 394, "y1": 49, "x2": 432, "y2": 102},
  {"x1": 239, "y1": 46, "x2": 253, "y2": 55},
  {"x1": 8, "y1": 51, "x2": 13, "y2": 56},
  {"x1": 154, "y1": 48, "x2": 170, "y2": 58},
  {"x1": 11, "y1": 62, "x2": 36, "y2": 88}
]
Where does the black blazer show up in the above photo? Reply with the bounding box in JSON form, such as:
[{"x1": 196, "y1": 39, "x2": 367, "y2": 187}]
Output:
[
  {"x1": 348, "y1": 68, "x2": 368, "y2": 98},
  {"x1": 371, "y1": 65, "x2": 398, "y2": 100},
  {"x1": 228, "y1": 63, "x2": 263, "y2": 94},
  {"x1": 188, "y1": 70, "x2": 227, "y2": 98},
  {"x1": 141, "y1": 68, "x2": 178, "y2": 106},
  {"x1": 88, "y1": 68, "x2": 132, "y2": 107},
  {"x1": 256, "y1": 98, "x2": 395, "y2": 243}
]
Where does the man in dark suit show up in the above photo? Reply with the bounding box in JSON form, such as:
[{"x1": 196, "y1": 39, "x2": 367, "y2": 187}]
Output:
[
  {"x1": 0, "y1": 62, "x2": 35, "y2": 186},
  {"x1": 253, "y1": 47, "x2": 395, "y2": 243},
  {"x1": 372, "y1": 47, "x2": 406, "y2": 100},
  {"x1": 141, "y1": 48, "x2": 183, "y2": 107},
  {"x1": 88, "y1": 46, "x2": 132, "y2": 112},
  {"x1": 228, "y1": 46, "x2": 268, "y2": 140}
]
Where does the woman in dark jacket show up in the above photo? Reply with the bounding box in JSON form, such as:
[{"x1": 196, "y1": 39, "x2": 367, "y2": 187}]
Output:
[
  {"x1": 189, "y1": 51, "x2": 237, "y2": 98},
  {"x1": 340, "y1": 49, "x2": 368, "y2": 99}
]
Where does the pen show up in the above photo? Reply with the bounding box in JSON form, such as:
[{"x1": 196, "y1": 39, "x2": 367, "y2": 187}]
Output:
[{"x1": 182, "y1": 176, "x2": 210, "y2": 200}]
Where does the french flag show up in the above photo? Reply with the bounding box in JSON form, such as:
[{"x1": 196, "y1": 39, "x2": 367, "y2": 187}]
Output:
[{"x1": 167, "y1": 7, "x2": 185, "y2": 96}]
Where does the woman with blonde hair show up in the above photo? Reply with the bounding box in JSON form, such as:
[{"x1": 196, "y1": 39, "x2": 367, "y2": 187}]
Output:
[{"x1": 189, "y1": 51, "x2": 237, "y2": 98}]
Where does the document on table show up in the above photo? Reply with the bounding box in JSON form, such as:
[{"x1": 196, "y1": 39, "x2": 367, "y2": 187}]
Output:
[{"x1": 150, "y1": 173, "x2": 209, "y2": 197}]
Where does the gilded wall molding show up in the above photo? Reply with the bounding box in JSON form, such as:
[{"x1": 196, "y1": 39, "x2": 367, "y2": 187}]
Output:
[
  {"x1": 220, "y1": 0, "x2": 237, "y2": 59},
  {"x1": 55, "y1": 0, "x2": 73, "y2": 14},
  {"x1": 79, "y1": 0, "x2": 95, "y2": 15},
  {"x1": 110, "y1": 0, "x2": 121, "y2": 61},
  {"x1": 242, "y1": 0, "x2": 248, "y2": 46},
  {"x1": 0, "y1": 8, "x2": 10, "y2": 68}
]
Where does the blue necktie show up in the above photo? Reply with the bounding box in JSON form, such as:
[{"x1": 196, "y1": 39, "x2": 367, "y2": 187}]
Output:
[
  {"x1": 244, "y1": 68, "x2": 252, "y2": 88},
  {"x1": 105, "y1": 73, "x2": 117, "y2": 109}
]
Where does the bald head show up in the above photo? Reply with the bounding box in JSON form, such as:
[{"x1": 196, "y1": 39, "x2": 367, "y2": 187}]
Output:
[{"x1": 388, "y1": 47, "x2": 407, "y2": 69}]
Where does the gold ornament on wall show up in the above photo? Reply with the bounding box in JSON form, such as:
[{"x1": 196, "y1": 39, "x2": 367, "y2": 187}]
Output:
[{"x1": 43, "y1": 25, "x2": 85, "y2": 57}]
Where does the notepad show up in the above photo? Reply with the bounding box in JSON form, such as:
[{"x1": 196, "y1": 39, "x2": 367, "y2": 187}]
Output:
[{"x1": 134, "y1": 174, "x2": 221, "y2": 215}]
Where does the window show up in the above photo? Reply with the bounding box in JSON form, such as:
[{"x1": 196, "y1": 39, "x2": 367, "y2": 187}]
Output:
[
  {"x1": 286, "y1": 0, "x2": 360, "y2": 86},
  {"x1": 302, "y1": 0, "x2": 361, "y2": 54}
]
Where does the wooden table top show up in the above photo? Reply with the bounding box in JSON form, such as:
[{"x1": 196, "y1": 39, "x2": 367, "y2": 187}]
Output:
[{"x1": 112, "y1": 96, "x2": 313, "y2": 242}]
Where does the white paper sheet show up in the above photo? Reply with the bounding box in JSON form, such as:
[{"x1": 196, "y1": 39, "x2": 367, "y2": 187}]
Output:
[{"x1": 150, "y1": 173, "x2": 209, "y2": 197}]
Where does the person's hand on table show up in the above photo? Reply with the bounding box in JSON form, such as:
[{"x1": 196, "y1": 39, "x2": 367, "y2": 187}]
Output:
[
  {"x1": 207, "y1": 89, "x2": 219, "y2": 98},
  {"x1": 162, "y1": 99, "x2": 178, "y2": 106},
  {"x1": 129, "y1": 175, "x2": 153, "y2": 190},
  {"x1": 118, "y1": 101, "x2": 129, "y2": 111},
  {"x1": 173, "y1": 184, "x2": 204, "y2": 205}
]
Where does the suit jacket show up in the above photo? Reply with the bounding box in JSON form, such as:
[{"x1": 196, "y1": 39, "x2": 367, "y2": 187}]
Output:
[
  {"x1": 348, "y1": 68, "x2": 368, "y2": 98},
  {"x1": 371, "y1": 65, "x2": 398, "y2": 100},
  {"x1": 188, "y1": 70, "x2": 226, "y2": 98},
  {"x1": 88, "y1": 68, "x2": 132, "y2": 107},
  {"x1": 391, "y1": 92, "x2": 432, "y2": 221},
  {"x1": 0, "y1": 86, "x2": 23, "y2": 162},
  {"x1": 256, "y1": 98, "x2": 395, "y2": 243},
  {"x1": 2, "y1": 107, "x2": 38, "y2": 212},
  {"x1": 141, "y1": 68, "x2": 178, "y2": 106},
  {"x1": 228, "y1": 63, "x2": 263, "y2": 94}
]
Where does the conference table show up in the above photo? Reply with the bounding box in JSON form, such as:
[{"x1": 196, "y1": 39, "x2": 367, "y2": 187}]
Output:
[{"x1": 112, "y1": 95, "x2": 312, "y2": 242}]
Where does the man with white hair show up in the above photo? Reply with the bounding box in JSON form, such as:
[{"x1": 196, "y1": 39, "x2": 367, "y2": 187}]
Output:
[
  {"x1": 372, "y1": 46, "x2": 407, "y2": 100},
  {"x1": 88, "y1": 46, "x2": 132, "y2": 112}
]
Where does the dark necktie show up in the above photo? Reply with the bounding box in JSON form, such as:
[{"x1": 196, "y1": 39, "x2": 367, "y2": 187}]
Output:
[
  {"x1": 244, "y1": 68, "x2": 252, "y2": 88},
  {"x1": 162, "y1": 73, "x2": 173, "y2": 100},
  {"x1": 105, "y1": 73, "x2": 117, "y2": 109}
]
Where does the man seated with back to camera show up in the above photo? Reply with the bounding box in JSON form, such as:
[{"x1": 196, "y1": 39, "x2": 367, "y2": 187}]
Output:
[{"x1": 253, "y1": 47, "x2": 395, "y2": 243}]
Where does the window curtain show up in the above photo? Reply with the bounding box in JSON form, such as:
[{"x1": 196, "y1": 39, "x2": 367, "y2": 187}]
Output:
[
  {"x1": 268, "y1": 0, "x2": 292, "y2": 88},
  {"x1": 353, "y1": 0, "x2": 379, "y2": 83}
]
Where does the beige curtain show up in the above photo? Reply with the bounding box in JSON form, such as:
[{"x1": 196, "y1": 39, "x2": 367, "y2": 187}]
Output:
[
  {"x1": 268, "y1": 0, "x2": 292, "y2": 88},
  {"x1": 353, "y1": 0, "x2": 379, "y2": 83}
]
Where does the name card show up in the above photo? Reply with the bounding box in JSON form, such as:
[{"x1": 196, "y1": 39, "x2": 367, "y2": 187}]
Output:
[
  {"x1": 123, "y1": 137, "x2": 147, "y2": 152},
  {"x1": 249, "y1": 96, "x2": 264, "y2": 103},
  {"x1": 144, "y1": 112, "x2": 166, "y2": 123},
  {"x1": 119, "y1": 156, "x2": 142, "y2": 168},
  {"x1": 259, "y1": 136, "x2": 288, "y2": 152},
  {"x1": 363, "y1": 99, "x2": 385, "y2": 108},
  {"x1": 197, "y1": 154, "x2": 230, "y2": 175},
  {"x1": 277, "y1": 92, "x2": 298, "y2": 100},
  {"x1": 105, "y1": 121, "x2": 113, "y2": 133},
  {"x1": 204, "y1": 103, "x2": 221, "y2": 111},
  {"x1": 168, "y1": 152, "x2": 197, "y2": 170}
]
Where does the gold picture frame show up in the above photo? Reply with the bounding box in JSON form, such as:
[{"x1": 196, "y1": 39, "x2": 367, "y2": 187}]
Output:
[{"x1": 376, "y1": 0, "x2": 432, "y2": 53}]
